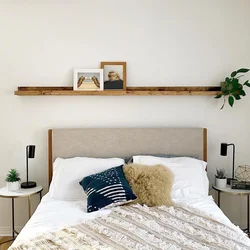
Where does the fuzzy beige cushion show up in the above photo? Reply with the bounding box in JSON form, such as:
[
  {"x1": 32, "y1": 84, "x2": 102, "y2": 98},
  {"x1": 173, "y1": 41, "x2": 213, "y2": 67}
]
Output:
[{"x1": 123, "y1": 163, "x2": 174, "y2": 207}]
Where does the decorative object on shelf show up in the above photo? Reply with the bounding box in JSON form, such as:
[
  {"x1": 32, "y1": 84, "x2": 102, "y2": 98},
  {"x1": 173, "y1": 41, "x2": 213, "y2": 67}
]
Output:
[
  {"x1": 215, "y1": 68, "x2": 250, "y2": 109},
  {"x1": 73, "y1": 69, "x2": 103, "y2": 91},
  {"x1": 220, "y1": 142, "x2": 236, "y2": 185},
  {"x1": 215, "y1": 169, "x2": 227, "y2": 188},
  {"x1": 21, "y1": 145, "x2": 37, "y2": 189},
  {"x1": 235, "y1": 165, "x2": 250, "y2": 182},
  {"x1": 101, "y1": 62, "x2": 126, "y2": 90},
  {"x1": 5, "y1": 169, "x2": 21, "y2": 191}
]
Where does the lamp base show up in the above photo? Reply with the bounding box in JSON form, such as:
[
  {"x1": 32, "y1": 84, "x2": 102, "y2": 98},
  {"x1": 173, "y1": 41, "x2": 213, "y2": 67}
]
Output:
[
  {"x1": 227, "y1": 178, "x2": 236, "y2": 185},
  {"x1": 21, "y1": 181, "x2": 37, "y2": 189}
]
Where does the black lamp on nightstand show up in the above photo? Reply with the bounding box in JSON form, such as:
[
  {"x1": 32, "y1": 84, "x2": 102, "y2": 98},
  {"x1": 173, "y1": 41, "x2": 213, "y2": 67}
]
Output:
[
  {"x1": 220, "y1": 142, "x2": 236, "y2": 185},
  {"x1": 21, "y1": 145, "x2": 37, "y2": 189}
]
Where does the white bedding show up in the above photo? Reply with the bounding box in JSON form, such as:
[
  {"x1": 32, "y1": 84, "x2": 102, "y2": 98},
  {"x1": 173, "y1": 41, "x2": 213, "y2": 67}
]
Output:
[{"x1": 13, "y1": 193, "x2": 240, "y2": 246}]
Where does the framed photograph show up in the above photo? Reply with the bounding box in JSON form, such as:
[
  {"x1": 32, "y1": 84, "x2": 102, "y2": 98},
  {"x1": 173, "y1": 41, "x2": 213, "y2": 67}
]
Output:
[
  {"x1": 101, "y1": 62, "x2": 126, "y2": 90},
  {"x1": 73, "y1": 69, "x2": 103, "y2": 91}
]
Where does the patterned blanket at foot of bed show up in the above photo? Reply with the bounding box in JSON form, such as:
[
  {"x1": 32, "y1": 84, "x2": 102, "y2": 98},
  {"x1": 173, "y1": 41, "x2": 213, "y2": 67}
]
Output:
[{"x1": 10, "y1": 204, "x2": 250, "y2": 250}]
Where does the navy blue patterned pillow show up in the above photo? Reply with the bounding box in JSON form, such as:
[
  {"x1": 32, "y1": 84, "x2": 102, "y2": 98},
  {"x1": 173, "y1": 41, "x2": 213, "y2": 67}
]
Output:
[{"x1": 79, "y1": 165, "x2": 136, "y2": 212}]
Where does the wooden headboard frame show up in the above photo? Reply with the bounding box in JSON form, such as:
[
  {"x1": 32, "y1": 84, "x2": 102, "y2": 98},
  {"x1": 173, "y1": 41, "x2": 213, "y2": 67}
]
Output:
[{"x1": 48, "y1": 128, "x2": 207, "y2": 185}]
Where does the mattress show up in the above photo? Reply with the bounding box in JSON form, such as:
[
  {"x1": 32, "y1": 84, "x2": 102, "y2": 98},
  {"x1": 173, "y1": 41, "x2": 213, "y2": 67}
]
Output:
[{"x1": 13, "y1": 193, "x2": 241, "y2": 247}]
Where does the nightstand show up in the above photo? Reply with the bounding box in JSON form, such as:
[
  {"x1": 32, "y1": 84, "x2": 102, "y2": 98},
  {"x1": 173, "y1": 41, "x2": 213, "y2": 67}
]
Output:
[
  {"x1": 212, "y1": 185, "x2": 250, "y2": 233},
  {"x1": 0, "y1": 185, "x2": 43, "y2": 244}
]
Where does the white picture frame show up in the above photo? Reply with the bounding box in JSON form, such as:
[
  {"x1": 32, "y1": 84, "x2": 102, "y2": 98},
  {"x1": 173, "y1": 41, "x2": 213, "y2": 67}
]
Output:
[{"x1": 73, "y1": 69, "x2": 104, "y2": 91}]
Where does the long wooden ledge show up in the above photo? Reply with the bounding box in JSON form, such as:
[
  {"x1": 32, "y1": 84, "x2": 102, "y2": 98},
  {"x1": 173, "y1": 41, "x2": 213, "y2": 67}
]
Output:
[{"x1": 14, "y1": 86, "x2": 221, "y2": 96}]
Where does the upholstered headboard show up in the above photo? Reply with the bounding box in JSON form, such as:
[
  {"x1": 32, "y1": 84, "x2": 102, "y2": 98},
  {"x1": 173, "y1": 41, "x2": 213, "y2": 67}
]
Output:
[{"x1": 48, "y1": 128, "x2": 207, "y2": 184}]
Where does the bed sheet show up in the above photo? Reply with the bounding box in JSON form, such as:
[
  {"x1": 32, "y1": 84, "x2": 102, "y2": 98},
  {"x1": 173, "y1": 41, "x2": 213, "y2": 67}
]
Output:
[{"x1": 13, "y1": 194, "x2": 242, "y2": 246}]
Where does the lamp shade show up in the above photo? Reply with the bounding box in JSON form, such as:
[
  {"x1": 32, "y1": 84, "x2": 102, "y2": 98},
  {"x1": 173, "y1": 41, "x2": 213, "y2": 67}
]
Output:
[
  {"x1": 220, "y1": 143, "x2": 228, "y2": 156},
  {"x1": 28, "y1": 145, "x2": 35, "y2": 158}
]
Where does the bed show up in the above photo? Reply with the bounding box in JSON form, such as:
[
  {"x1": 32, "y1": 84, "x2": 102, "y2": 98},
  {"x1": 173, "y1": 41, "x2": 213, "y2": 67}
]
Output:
[{"x1": 11, "y1": 128, "x2": 250, "y2": 249}]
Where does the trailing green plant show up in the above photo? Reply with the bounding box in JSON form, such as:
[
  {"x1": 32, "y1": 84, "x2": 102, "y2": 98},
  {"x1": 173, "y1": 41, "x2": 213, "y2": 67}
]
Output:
[
  {"x1": 5, "y1": 169, "x2": 21, "y2": 182},
  {"x1": 215, "y1": 68, "x2": 250, "y2": 109},
  {"x1": 215, "y1": 169, "x2": 227, "y2": 179}
]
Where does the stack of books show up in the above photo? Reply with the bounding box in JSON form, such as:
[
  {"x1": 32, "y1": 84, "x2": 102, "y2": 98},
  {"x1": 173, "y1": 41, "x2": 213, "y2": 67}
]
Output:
[{"x1": 231, "y1": 180, "x2": 250, "y2": 190}]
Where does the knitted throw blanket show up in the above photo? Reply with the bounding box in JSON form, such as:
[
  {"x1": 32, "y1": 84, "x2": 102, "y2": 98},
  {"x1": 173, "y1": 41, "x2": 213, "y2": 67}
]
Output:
[{"x1": 10, "y1": 204, "x2": 250, "y2": 250}]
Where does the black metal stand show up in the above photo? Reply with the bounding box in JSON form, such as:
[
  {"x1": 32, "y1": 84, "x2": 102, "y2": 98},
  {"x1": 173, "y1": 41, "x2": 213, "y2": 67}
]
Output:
[
  {"x1": 21, "y1": 181, "x2": 37, "y2": 189},
  {"x1": 0, "y1": 190, "x2": 43, "y2": 246},
  {"x1": 0, "y1": 198, "x2": 17, "y2": 245},
  {"x1": 246, "y1": 195, "x2": 249, "y2": 233},
  {"x1": 217, "y1": 191, "x2": 249, "y2": 233},
  {"x1": 218, "y1": 191, "x2": 220, "y2": 207}
]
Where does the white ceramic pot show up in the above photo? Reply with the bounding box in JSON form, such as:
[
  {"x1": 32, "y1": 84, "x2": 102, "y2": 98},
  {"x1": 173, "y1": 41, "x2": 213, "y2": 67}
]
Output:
[
  {"x1": 215, "y1": 178, "x2": 227, "y2": 188},
  {"x1": 7, "y1": 181, "x2": 20, "y2": 191}
]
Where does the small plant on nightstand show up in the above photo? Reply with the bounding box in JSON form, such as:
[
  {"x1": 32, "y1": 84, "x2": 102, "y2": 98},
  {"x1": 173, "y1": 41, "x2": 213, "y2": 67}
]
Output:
[
  {"x1": 5, "y1": 169, "x2": 21, "y2": 191},
  {"x1": 215, "y1": 169, "x2": 227, "y2": 188}
]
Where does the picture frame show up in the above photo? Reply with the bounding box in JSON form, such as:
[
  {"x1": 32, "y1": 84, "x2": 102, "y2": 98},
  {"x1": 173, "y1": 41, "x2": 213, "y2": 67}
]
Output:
[
  {"x1": 73, "y1": 69, "x2": 103, "y2": 91},
  {"x1": 100, "y1": 62, "x2": 126, "y2": 91}
]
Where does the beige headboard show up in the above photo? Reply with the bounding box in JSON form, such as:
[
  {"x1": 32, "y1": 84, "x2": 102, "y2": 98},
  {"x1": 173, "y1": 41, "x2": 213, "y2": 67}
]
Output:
[{"x1": 48, "y1": 128, "x2": 207, "y2": 184}]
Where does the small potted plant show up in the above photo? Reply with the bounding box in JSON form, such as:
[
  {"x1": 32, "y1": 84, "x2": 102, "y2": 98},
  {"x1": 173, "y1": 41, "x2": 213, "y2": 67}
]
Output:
[
  {"x1": 215, "y1": 169, "x2": 227, "y2": 188},
  {"x1": 5, "y1": 169, "x2": 21, "y2": 191}
]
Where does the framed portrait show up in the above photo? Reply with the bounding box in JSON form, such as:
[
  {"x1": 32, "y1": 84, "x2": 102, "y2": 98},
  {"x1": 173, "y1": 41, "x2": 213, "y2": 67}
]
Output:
[
  {"x1": 101, "y1": 62, "x2": 126, "y2": 90},
  {"x1": 73, "y1": 69, "x2": 103, "y2": 91}
]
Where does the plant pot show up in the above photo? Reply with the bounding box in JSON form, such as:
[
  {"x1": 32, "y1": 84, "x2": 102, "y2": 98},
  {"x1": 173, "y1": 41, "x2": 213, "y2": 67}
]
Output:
[
  {"x1": 7, "y1": 181, "x2": 20, "y2": 191},
  {"x1": 215, "y1": 178, "x2": 227, "y2": 188}
]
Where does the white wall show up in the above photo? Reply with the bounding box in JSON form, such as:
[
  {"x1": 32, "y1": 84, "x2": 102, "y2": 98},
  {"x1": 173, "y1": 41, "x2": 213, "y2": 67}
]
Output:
[{"x1": 0, "y1": 0, "x2": 250, "y2": 235}]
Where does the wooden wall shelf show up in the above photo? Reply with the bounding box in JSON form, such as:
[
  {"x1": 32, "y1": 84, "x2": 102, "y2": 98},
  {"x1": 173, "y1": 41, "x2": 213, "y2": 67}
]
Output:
[{"x1": 14, "y1": 86, "x2": 221, "y2": 96}]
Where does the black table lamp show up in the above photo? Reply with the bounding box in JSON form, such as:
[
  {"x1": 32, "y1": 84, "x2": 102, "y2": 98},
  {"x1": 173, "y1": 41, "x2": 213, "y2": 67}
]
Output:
[
  {"x1": 220, "y1": 143, "x2": 235, "y2": 185},
  {"x1": 21, "y1": 145, "x2": 37, "y2": 189}
]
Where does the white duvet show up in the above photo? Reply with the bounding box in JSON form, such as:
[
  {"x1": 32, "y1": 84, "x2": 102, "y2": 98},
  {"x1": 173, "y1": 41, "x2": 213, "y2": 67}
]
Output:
[{"x1": 13, "y1": 193, "x2": 240, "y2": 246}]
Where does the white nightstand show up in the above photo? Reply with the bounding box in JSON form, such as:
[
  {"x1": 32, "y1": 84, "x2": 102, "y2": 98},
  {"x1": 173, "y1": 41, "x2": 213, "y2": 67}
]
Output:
[
  {"x1": 0, "y1": 185, "x2": 43, "y2": 243},
  {"x1": 212, "y1": 185, "x2": 250, "y2": 233}
]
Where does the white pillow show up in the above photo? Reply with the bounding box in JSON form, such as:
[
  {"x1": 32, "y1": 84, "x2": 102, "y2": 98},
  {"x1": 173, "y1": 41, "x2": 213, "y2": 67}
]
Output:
[
  {"x1": 48, "y1": 157, "x2": 125, "y2": 201},
  {"x1": 133, "y1": 156, "x2": 209, "y2": 199}
]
